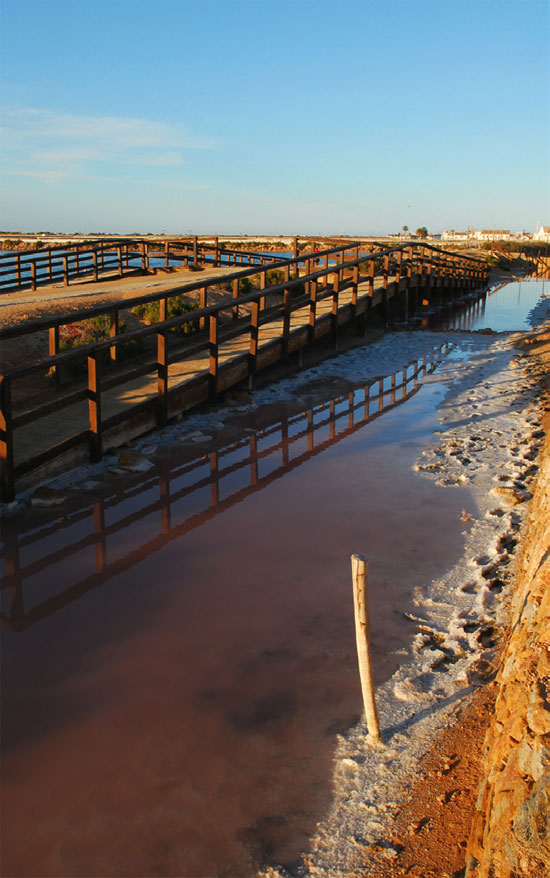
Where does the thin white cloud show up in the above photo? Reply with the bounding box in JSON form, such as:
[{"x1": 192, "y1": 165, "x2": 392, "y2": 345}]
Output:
[{"x1": 0, "y1": 106, "x2": 215, "y2": 180}]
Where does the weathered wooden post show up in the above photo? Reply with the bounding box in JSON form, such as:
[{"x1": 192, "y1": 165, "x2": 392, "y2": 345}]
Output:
[
  {"x1": 48, "y1": 326, "x2": 60, "y2": 388},
  {"x1": 331, "y1": 269, "x2": 340, "y2": 349},
  {"x1": 209, "y1": 313, "x2": 218, "y2": 399},
  {"x1": 351, "y1": 554, "x2": 381, "y2": 744},
  {"x1": 199, "y1": 287, "x2": 207, "y2": 330},
  {"x1": 157, "y1": 329, "x2": 168, "y2": 426},
  {"x1": 282, "y1": 286, "x2": 292, "y2": 358},
  {"x1": 308, "y1": 272, "x2": 318, "y2": 344},
  {"x1": 87, "y1": 353, "x2": 102, "y2": 462},
  {"x1": 232, "y1": 276, "x2": 239, "y2": 320},
  {"x1": 109, "y1": 312, "x2": 119, "y2": 362},
  {"x1": 248, "y1": 300, "x2": 260, "y2": 389}
]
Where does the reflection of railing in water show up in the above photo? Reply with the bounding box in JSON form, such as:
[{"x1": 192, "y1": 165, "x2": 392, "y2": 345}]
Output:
[{"x1": 1, "y1": 342, "x2": 451, "y2": 632}]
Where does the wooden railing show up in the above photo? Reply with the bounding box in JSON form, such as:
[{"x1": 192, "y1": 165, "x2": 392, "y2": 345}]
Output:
[
  {"x1": 0, "y1": 236, "x2": 286, "y2": 294},
  {"x1": 0, "y1": 341, "x2": 452, "y2": 632},
  {"x1": 0, "y1": 241, "x2": 488, "y2": 500}
]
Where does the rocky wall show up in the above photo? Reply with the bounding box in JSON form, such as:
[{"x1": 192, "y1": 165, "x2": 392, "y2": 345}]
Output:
[{"x1": 465, "y1": 414, "x2": 550, "y2": 876}]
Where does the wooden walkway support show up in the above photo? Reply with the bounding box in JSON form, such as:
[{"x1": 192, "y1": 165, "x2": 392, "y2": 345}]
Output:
[{"x1": 0, "y1": 242, "x2": 488, "y2": 501}]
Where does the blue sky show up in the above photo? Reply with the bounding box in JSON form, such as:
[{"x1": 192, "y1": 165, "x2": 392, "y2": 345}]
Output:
[{"x1": 1, "y1": 0, "x2": 549, "y2": 235}]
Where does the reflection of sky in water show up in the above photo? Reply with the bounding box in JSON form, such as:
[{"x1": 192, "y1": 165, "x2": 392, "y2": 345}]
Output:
[{"x1": 434, "y1": 279, "x2": 550, "y2": 332}]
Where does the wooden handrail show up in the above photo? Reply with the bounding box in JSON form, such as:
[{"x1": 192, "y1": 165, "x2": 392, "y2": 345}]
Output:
[{"x1": 0, "y1": 241, "x2": 489, "y2": 500}]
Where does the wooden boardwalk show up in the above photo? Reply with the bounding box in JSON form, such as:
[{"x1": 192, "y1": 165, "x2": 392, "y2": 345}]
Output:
[{"x1": 0, "y1": 241, "x2": 488, "y2": 500}]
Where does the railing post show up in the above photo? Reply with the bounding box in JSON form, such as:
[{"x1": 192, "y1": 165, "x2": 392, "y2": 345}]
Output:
[
  {"x1": 293, "y1": 236, "x2": 299, "y2": 260},
  {"x1": 209, "y1": 314, "x2": 218, "y2": 399},
  {"x1": 282, "y1": 287, "x2": 292, "y2": 358},
  {"x1": 214, "y1": 236, "x2": 219, "y2": 266},
  {"x1": 248, "y1": 300, "x2": 259, "y2": 388},
  {"x1": 259, "y1": 270, "x2": 267, "y2": 311},
  {"x1": 74, "y1": 246, "x2": 80, "y2": 279},
  {"x1": 331, "y1": 269, "x2": 340, "y2": 349},
  {"x1": 87, "y1": 353, "x2": 102, "y2": 462},
  {"x1": 30, "y1": 260, "x2": 37, "y2": 291},
  {"x1": 117, "y1": 246, "x2": 123, "y2": 278},
  {"x1": 199, "y1": 287, "x2": 207, "y2": 330},
  {"x1": 92, "y1": 249, "x2": 99, "y2": 281},
  {"x1": 351, "y1": 261, "x2": 359, "y2": 329},
  {"x1": 63, "y1": 254, "x2": 69, "y2": 286},
  {"x1": 232, "y1": 277, "x2": 239, "y2": 320},
  {"x1": 164, "y1": 240, "x2": 169, "y2": 269},
  {"x1": 157, "y1": 330, "x2": 168, "y2": 426},
  {"x1": 48, "y1": 326, "x2": 61, "y2": 388},
  {"x1": 15, "y1": 253, "x2": 21, "y2": 288},
  {"x1": 109, "y1": 312, "x2": 119, "y2": 362},
  {"x1": 368, "y1": 257, "x2": 374, "y2": 299},
  {"x1": 383, "y1": 254, "x2": 390, "y2": 323},
  {"x1": 308, "y1": 274, "x2": 318, "y2": 344},
  {"x1": 193, "y1": 235, "x2": 198, "y2": 266},
  {"x1": 0, "y1": 374, "x2": 15, "y2": 502}
]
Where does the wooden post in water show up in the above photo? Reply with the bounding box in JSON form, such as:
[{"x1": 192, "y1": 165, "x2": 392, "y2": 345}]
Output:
[{"x1": 350, "y1": 554, "x2": 381, "y2": 744}]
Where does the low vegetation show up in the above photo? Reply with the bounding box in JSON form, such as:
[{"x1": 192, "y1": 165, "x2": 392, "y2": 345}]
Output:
[
  {"x1": 47, "y1": 316, "x2": 144, "y2": 380},
  {"x1": 131, "y1": 296, "x2": 199, "y2": 334}
]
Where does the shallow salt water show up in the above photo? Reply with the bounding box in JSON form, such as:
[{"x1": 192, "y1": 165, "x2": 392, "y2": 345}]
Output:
[
  {"x1": 0, "y1": 306, "x2": 544, "y2": 876},
  {"x1": 431, "y1": 277, "x2": 550, "y2": 332}
]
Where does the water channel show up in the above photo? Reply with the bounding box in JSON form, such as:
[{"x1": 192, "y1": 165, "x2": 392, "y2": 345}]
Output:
[{"x1": 1, "y1": 279, "x2": 548, "y2": 877}]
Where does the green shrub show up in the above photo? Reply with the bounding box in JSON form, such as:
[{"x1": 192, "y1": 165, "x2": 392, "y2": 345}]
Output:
[
  {"x1": 132, "y1": 296, "x2": 199, "y2": 334},
  {"x1": 265, "y1": 268, "x2": 285, "y2": 287},
  {"x1": 238, "y1": 277, "x2": 254, "y2": 295}
]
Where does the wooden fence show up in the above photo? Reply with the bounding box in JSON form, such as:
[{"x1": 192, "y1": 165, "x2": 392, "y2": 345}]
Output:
[
  {"x1": 0, "y1": 236, "x2": 286, "y2": 294},
  {"x1": 0, "y1": 341, "x2": 452, "y2": 631},
  {"x1": 0, "y1": 241, "x2": 488, "y2": 500}
]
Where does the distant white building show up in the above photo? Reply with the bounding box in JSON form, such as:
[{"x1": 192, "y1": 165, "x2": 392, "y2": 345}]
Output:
[
  {"x1": 533, "y1": 225, "x2": 550, "y2": 242},
  {"x1": 441, "y1": 230, "x2": 471, "y2": 242},
  {"x1": 476, "y1": 229, "x2": 511, "y2": 241}
]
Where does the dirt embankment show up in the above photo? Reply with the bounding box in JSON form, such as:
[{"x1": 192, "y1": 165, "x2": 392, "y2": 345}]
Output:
[{"x1": 464, "y1": 330, "x2": 550, "y2": 878}]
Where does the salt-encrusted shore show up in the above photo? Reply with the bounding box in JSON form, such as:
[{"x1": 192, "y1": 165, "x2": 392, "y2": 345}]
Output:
[{"x1": 250, "y1": 330, "x2": 546, "y2": 877}]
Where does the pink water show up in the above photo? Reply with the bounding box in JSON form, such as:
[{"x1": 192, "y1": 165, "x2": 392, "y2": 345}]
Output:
[{"x1": 1, "y1": 351, "x2": 476, "y2": 877}]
